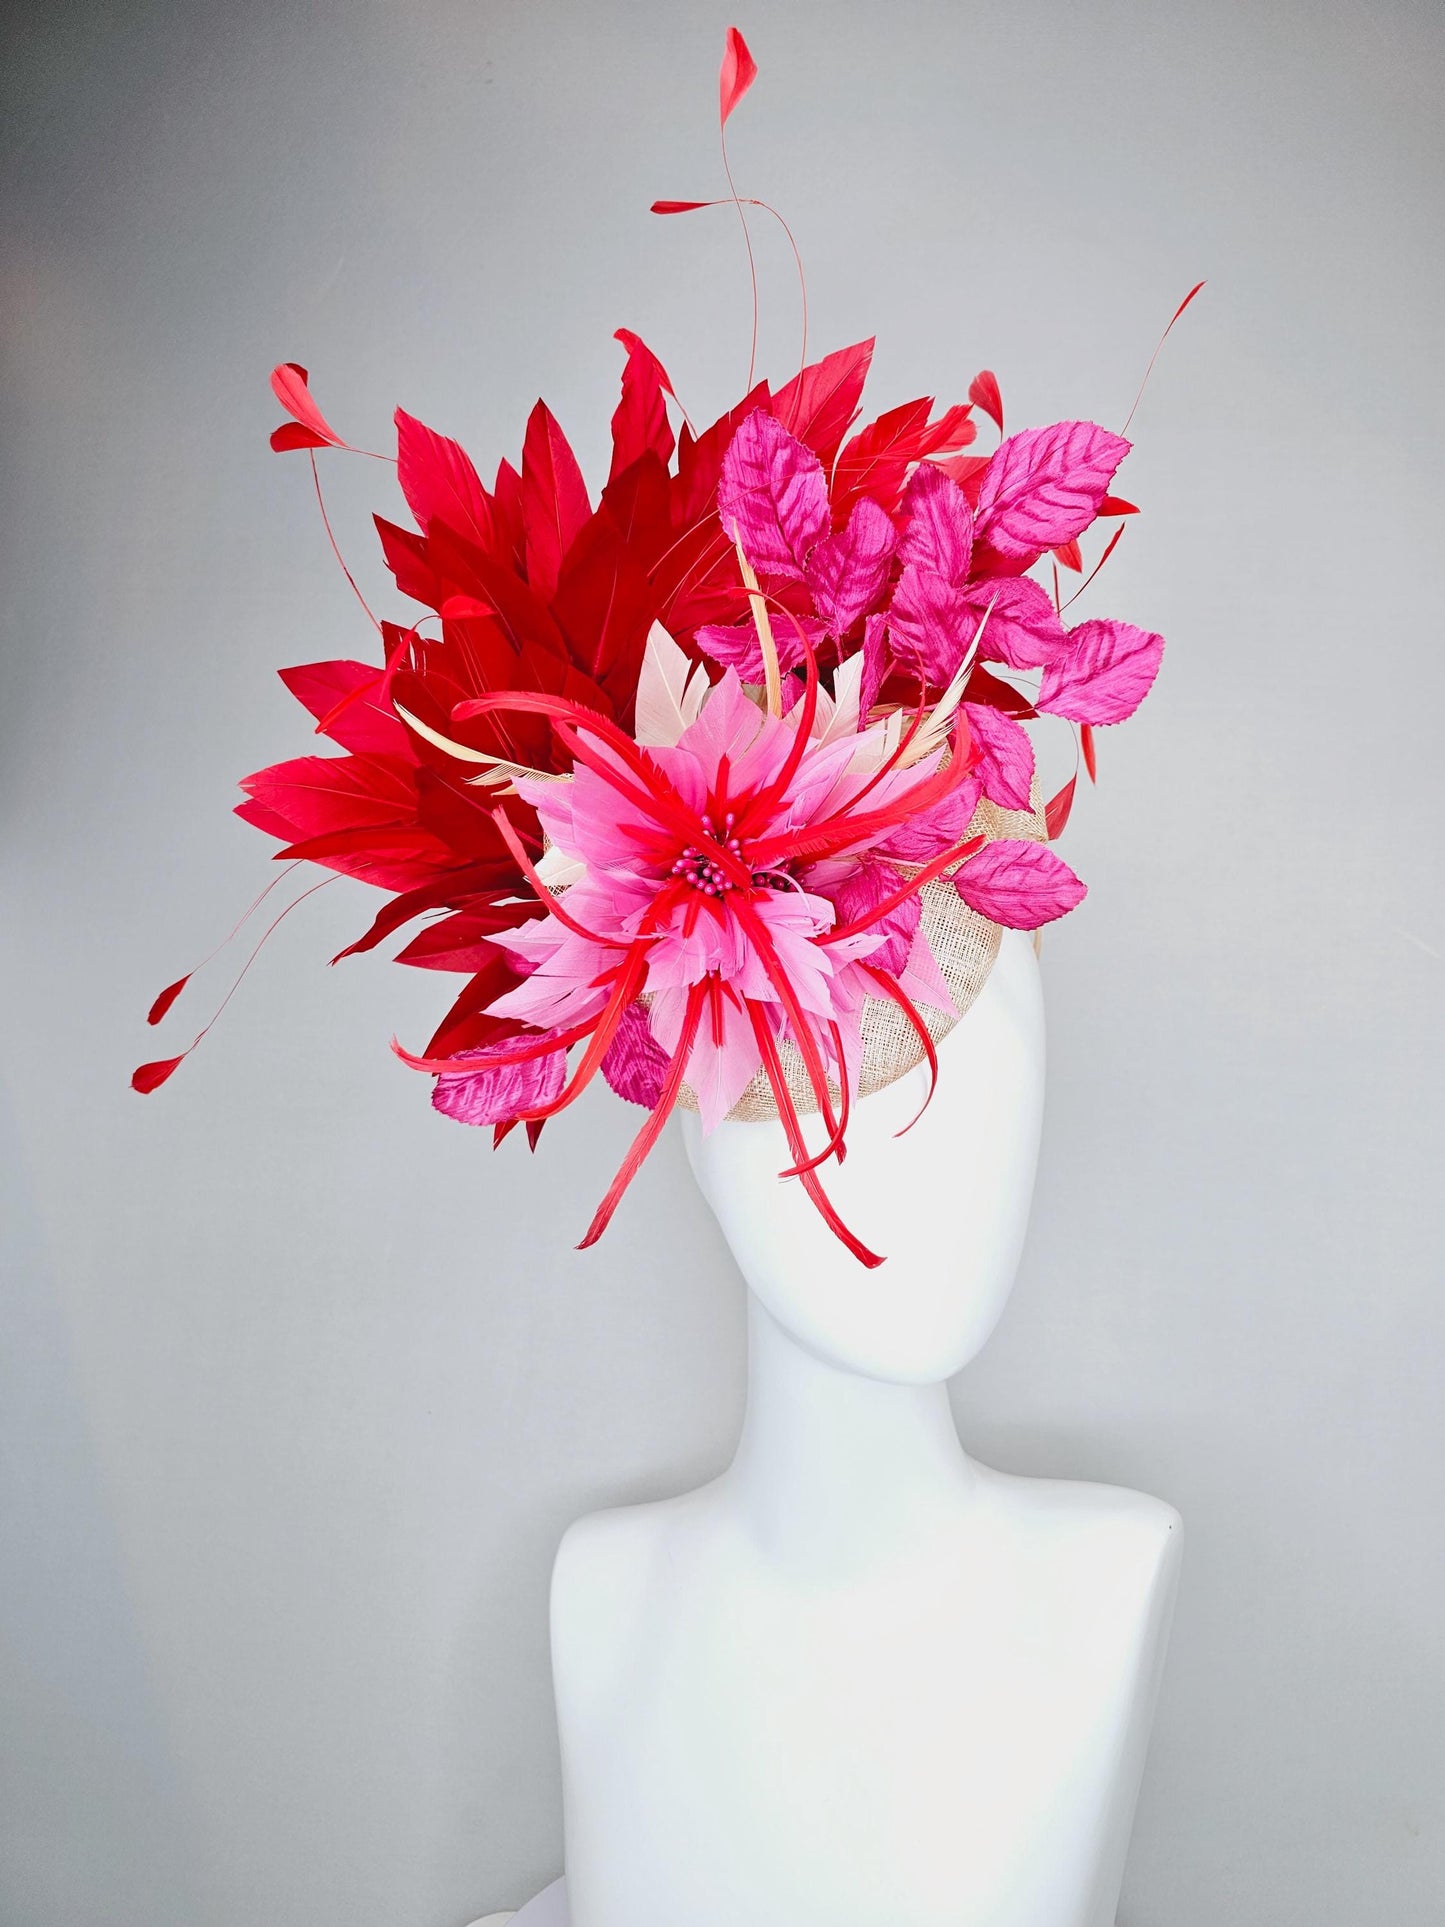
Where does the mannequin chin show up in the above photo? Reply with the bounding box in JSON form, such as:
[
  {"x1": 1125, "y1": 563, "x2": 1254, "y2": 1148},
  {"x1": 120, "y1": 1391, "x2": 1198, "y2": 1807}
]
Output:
[{"x1": 681, "y1": 927, "x2": 1046, "y2": 1384}]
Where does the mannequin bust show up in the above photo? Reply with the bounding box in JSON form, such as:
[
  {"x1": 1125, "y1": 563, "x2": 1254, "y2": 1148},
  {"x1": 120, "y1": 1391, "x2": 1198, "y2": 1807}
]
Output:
[{"x1": 547, "y1": 930, "x2": 1181, "y2": 1927}]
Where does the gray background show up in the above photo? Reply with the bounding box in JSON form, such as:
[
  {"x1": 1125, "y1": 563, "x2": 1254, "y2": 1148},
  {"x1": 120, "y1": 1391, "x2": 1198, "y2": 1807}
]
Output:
[{"x1": 2, "y1": 1, "x2": 1442, "y2": 1923}]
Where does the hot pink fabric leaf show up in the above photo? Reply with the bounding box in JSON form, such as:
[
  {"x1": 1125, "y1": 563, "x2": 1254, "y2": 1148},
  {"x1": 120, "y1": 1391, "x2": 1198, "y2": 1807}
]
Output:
[
  {"x1": 395, "y1": 409, "x2": 495, "y2": 549},
  {"x1": 968, "y1": 370, "x2": 1003, "y2": 433},
  {"x1": 1037, "y1": 619, "x2": 1165, "y2": 724},
  {"x1": 974, "y1": 421, "x2": 1131, "y2": 558},
  {"x1": 432, "y1": 1032, "x2": 568, "y2": 1126},
  {"x1": 860, "y1": 612, "x2": 888, "y2": 714},
  {"x1": 829, "y1": 862, "x2": 920, "y2": 974},
  {"x1": 803, "y1": 497, "x2": 897, "y2": 634},
  {"x1": 953, "y1": 839, "x2": 1086, "y2": 929},
  {"x1": 600, "y1": 1000, "x2": 671, "y2": 1108},
  {"x1": 961, "y1": 575, "x2": 1069, "y2": 670},
  {"x1": 695, "y1": 614, "x2": 820, "y2": 679},
  {"x1": 876, "y1": 771, "x2": 983, "y2": 862},
  {"x1": 269, "y1": 363, "x2": 345, "y2": 448},
  {"x1": 887, "y1": 565, "x2": 974, "y2": 685},
  {"x1": 898, "y1": 463, "x2": 974, "y2": 585},
  {"x1": 521, "y1": 401, "x2": 592, "y2": 598},
  {"x1": 961, "y1": 702, "x2": 1035, "y2": 811},
  {"x1": 718, "y1": 410, "x2": 830, "y2": 580},
  {"x1": 719, "y1": 25, "x2": 758, "y2": 125}
]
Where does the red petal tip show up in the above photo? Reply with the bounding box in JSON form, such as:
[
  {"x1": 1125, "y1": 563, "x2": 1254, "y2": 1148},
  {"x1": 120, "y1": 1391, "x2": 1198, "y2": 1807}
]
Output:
[
  {"x1": 132, "y1": 1055, "x2": 186, "y2": 1094},
  {"x1": 719, "y1": 26, "x2": 758, "y2": 125},
  {"x1": 146, "y1": 974, "x2": 191, "y2": 1026}
]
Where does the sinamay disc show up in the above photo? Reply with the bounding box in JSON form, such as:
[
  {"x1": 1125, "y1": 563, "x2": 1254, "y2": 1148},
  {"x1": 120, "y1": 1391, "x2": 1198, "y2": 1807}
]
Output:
[{"x1": 675, "y1": 788, "x2": 1047, "y2": 1122}]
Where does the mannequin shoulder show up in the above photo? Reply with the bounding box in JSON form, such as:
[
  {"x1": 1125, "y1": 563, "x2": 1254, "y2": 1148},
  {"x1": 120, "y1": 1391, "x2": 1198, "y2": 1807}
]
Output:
[
  {"x1": 981, "y1": 1465, "x2": 1183, "y2": 1588},
  {"x1": 551, "y1": 1489, "x2": 705, "y2": 1650}
]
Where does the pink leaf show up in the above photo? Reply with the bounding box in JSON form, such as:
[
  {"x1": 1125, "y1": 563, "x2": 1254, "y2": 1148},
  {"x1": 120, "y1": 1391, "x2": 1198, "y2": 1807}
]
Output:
[
  {"x1": 974, "y1": 421, "x2": 1131, "y2": 559},
  {"x1": 719, "y1": 25, "x2": 758, "y2": 125},
  {"x1": 1044, "y1": 774, "x2": 1077, "y2": 840},
  {"x1": 860, "y1": 612, "x2": 888, "y2": 714},
  {"x1": 395, "y1": 409, "x2": 495, "y2": 549},
  {"x1": 146, "y1": 975, "x2": 190, "y2": 1026},
  {"x1": 968, "y1": 370, "x2": 1004, "y2": 434},
  {"x1": 696, "y1": 614, "x2": 821, "y2": 679},
  {"x1": 1037, "y1": 619, "x2": 1165, "y2": 724},
  {"x1": 877, "y1": 771, "x2": 983, "y2": 862},
  {"x1": 953, "y1": 839, "x2": 1086, "y2": 929},
  {"x1": 898, "y1": 463, "x2": 974, "y2": 584},
  {"x1": 269, "y1": 363, "x2": 345, "y2": 450},
  {"x1": 961, "y1": 702, "x2": 1035, "y2": 811},
  {"x1": 803, "y1": 498, "x2": 897, "y2": 634},
  {"x1": 601, "y1": 1000, "x2": 671, "y2": 1108},
  {"x1": 432, "y1": 1032, "x2": 567, "y2": 1127},
  {"x1": 887, "y1": 565, "x2": 974, "y2": 685},
  {"x1": 829, "y1": 862, "x2": 920, "y2": 974},
  {"x1": 717, "y1": 409, "x2": 829, "y2": 580},
  {"x1": 961, "y1": 574, "x2": 1069, "y2": 670}
]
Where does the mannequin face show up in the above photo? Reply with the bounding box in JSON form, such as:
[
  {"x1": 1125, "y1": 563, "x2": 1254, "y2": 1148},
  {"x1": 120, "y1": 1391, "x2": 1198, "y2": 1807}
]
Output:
[{"x1": 681, "y1": 930, "x2": 1045, "y2": 1385}]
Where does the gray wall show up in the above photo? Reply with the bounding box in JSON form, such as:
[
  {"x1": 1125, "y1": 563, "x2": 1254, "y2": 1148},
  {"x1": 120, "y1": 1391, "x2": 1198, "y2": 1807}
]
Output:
[{"x1": 2, "y1": 2, "x2": 1442, "y2": 1922}]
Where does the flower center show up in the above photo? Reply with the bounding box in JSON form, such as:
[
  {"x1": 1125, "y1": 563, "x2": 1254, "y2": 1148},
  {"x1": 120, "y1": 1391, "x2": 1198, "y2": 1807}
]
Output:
[{"x1": 668, "y1": 813, "x2": 795, "y2": 897}]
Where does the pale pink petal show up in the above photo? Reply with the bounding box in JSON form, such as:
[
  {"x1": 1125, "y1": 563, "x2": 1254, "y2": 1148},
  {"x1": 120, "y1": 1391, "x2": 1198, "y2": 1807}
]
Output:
[
  {"x1": 674, "y1": 666, "x2": 770, "y2": 769},
  {"x1": 432, "y1": 1031, "x2": 567, "y2": 1126},
  {"x1": 1036, "y1": 618, "x2": 1165, "y2": 724},
  {"x1": 898, "y1": 463, "x2": 974, "y2": 584},
  {"x1": 898, "y1": 929, "x2": 958, "y2": 1016},
  {"x1": 973, "y1": 421, "x2": 1131, "y2": 559},
  {"x1": 654, "y1": 985, "x2": 762, "y2": 1132},
  {"x1": 803, "y1": 497, "x2": 898, "y2": 634},
  {"x1": 961, "y1": 702, "x2": 1035, "y2": 810},
  {"x1": 718, "y1": 409, "x2": 830, "y2": 580},
  {"x1": 953, "y1": 839, "x2": 1086, "y2": 929}
]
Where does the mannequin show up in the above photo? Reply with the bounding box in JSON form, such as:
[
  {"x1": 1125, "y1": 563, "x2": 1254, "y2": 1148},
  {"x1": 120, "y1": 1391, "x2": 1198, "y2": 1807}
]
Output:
[{"x1": 538, "y1": 930, "x2": 1181, "y2": 1927}]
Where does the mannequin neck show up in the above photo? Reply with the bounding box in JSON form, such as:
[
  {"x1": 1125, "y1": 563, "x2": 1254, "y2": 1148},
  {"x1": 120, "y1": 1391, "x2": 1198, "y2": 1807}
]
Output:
[{"x1": 724, "y1": 1292, "x2": 979, "y2": 1572}]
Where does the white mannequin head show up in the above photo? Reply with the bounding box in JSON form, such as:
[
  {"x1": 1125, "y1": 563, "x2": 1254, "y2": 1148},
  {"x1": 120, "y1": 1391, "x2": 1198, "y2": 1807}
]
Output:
[{"x1": 681, "y1": 928, "x2": 1045, "y2": 1386}]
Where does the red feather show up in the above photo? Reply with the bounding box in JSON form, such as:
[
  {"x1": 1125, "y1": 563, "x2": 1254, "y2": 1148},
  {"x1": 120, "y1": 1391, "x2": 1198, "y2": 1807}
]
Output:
[
  {"x1": 132, "y1": 1055, "x2": 186, "y2": 1093},
  {"x1": 1044, "y1": 775, "x2": 1077, "y2": 840},
  {"x1": 968, "y1": 370, "x2": 1004, "y2": 434},
  {"x1": 718, "y1": 26, "x2": 758, "y2": 126},
  {"x1": 146, "y1": 976, "x2": 190, "y2": 1026},
  {"x1": 1081, "y1": 722, "x2": 1098, "y2": 782},
  {"x1": 269, "y1": 363, "x2": 345, "y2": 450}
]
